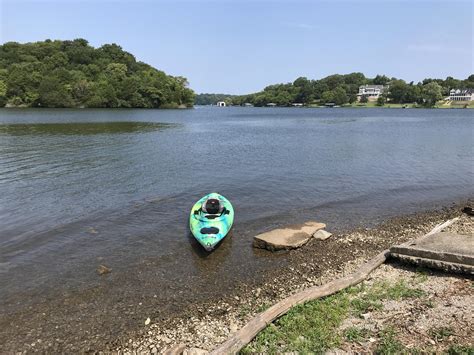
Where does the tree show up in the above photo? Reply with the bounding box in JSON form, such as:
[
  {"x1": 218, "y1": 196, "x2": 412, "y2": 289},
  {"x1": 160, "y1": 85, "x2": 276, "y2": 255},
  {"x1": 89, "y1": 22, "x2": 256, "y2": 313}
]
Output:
[
  {"x1": 0, "y1": 80, "x2": 7, "y2": 106},
  {"x1": 293, "y1": 77, "x2": 313, "y2": 104},
  {"x1": 320, "y1": 90, "x2": 334, "y2": 104},
  {"x1": 421, "y1": 82, "x2": 442, "y2": 107},
  {"x1": 348, "y1": 93, "x2": 358, "y2": 104},
  {"x1": 376, "y1": 95, "x2": 386, "y2": 106},
  {"x1": 332, "y1": 87, "x2": 348, "y2": 105},
  {"x1": 38, "y1": 76, "x2": 73, "y2": 107},
  {"x1": 387, "y1": 80, "x2": 409, "y2": 103},
  {"x1": 360, "y1": 95, "x2": 368, "y2": 103},
  {"x1": 373, "y1": 74, "x2": 390, "y2": 85}
]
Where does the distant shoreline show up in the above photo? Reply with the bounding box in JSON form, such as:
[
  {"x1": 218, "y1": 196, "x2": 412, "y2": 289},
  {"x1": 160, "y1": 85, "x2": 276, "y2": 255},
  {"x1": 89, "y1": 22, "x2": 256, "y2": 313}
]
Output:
[
  {"x1": 196, "y1": 103, "x2": 474, "y2": 109},
  {"x1": 1, "y1": 102, "x2": 472, "y2": 110}
]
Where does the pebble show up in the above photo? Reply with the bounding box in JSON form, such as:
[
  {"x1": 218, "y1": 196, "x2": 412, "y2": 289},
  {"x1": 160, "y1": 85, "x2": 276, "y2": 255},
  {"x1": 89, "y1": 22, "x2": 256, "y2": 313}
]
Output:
[{"x1": 361, "y1": 313, "x2": 371, "y2": 320}]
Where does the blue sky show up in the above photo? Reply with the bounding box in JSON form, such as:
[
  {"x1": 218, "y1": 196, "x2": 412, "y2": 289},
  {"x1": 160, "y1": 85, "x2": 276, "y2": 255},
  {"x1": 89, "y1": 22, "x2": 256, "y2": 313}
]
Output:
[{"x1": 1, "y1": 0, "x2": 473, "y2": 94}]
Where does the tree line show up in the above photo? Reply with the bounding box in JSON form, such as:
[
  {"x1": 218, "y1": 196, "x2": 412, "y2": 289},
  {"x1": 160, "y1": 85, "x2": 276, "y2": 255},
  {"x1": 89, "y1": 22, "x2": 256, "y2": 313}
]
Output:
[
  {"x1": 0, "y1": 39, "x2": 195, "y2": 108},
  {"x1": 196, "y1": 73, "x2": 474, "y2": 107}
]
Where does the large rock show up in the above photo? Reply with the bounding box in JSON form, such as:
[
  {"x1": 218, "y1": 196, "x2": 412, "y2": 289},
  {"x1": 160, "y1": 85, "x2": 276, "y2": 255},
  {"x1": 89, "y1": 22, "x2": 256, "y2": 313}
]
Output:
[
  {"x1": 313, "y1": 229, "x2": 332, "y2": 240},
  {"x1": 253, "y1": 221, "x2": 326, "y2": 251}
]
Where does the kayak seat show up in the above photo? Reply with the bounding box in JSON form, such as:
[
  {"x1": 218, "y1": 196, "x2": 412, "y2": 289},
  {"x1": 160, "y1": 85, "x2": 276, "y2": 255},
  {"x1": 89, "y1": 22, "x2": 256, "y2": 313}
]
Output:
[{"x1": 200, "y1": 227, "x2": 220, "y2": 234}]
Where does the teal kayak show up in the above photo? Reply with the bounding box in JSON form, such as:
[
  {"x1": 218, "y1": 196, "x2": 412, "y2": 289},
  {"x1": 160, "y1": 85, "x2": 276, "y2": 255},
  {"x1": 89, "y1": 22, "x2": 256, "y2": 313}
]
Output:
[{"x1": 189, "y1": 192, "x2": 234, "y2": 251}]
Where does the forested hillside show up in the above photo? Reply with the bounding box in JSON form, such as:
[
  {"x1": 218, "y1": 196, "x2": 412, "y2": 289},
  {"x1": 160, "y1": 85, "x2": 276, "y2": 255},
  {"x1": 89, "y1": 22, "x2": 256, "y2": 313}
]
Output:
[{"x1": 0, "y1": 39, "x2": 195, "y2": 108}]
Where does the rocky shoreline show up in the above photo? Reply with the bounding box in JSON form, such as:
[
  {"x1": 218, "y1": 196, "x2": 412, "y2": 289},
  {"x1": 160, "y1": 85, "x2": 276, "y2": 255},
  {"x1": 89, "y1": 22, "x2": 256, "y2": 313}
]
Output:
[{"x1": 111, "y1": 203, "x2": 471, "y2": 354}]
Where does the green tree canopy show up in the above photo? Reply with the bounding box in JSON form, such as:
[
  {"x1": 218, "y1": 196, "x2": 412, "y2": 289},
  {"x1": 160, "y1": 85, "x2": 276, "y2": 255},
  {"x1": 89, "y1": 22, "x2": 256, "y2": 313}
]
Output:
[
  {"x1": 0, "y1": 39, "x2": 194, "y2": 108},
  {"x1": 421, "y1": 82, "x2": 443, "y2": 107}
]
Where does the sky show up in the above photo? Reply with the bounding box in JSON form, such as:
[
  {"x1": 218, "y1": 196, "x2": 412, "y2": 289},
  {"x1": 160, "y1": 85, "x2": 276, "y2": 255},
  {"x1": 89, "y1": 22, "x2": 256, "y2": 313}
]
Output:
[{"x1": 1, "y1": 0, "x2": 473, "y2": 94}]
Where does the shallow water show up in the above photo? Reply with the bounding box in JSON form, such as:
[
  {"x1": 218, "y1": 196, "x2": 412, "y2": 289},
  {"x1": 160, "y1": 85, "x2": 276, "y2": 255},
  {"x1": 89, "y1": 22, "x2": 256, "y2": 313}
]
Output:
[{"x1": 0, "y1": 107, "x2": 473, "y2": 307}]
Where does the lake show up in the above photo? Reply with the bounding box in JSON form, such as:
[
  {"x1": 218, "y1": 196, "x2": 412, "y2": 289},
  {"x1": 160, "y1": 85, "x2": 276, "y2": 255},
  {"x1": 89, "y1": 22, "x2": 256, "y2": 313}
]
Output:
[{"x1": 0, "y1": 107, "x2": 473, "y2": 343}]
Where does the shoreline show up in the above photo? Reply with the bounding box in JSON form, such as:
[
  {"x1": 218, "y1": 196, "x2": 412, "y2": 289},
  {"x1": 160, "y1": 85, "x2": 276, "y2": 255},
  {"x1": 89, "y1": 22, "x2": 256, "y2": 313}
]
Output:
[
  {"x1": 114, "y1": 203, "x2": 471, "y2": 353},
  {"x1": 1, "y1": 104, "x2": 473, "y2": 110},
  {"x1": 1, "y1": 200, "x2": 471, "y2": 353}
]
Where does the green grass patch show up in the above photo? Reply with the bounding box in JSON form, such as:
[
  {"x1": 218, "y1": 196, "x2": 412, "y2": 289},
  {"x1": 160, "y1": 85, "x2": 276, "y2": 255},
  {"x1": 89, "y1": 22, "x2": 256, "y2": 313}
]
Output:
[
  {"x1": 447, "y1": 345, "x2": 474, "y2": 355},
  {"x1": 375, "y1": 327, "x2": 404, "y2": 354},
  {"x1": 242, "y1": 279, "x2": 424, "y2": 353},
  {"x1": 344, "y1": 326, "x2": 372, "y2": 342},
  {"x1": 383, "y1": 280, "x2": 425, "y2": 300},
  {"x1": 241, "y1": 292, "x2": 351, "y2": 354},
  {"x1": 414, "y1": 268, "x2": 430, "y2": 283},
  {"x1": 429, "y1": 326, "x2": 454, "y2": 342},
  {"x1": 351, "y1": 280, "x2": 423, "y2": 316}
]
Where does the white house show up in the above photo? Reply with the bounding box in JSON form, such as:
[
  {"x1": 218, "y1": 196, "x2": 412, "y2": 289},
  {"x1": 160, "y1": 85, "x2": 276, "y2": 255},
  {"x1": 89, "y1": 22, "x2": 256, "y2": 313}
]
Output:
[
  {"x1": 449, "y1": 89, "x2": 474, "y2": 101},
  {"x1": 357, "y1": 85, "x2": 388, "y2": 101},
  {"x1": 216, "y1": 101, "x2": 226, "y2": 107}
]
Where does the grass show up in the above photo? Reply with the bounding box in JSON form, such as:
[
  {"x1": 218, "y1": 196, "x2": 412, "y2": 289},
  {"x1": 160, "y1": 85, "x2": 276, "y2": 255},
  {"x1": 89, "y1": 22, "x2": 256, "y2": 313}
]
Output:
[
  {"x1": 241, "y1": 279, "x2": 425, "y2": 354},
  {"x1": 241, "y1": 292, "x2": 350, "y2": 354},
  {"x1": 375, "y1": 327, "x2": 404, "y2": 354},
  {"x1": 429, "y1": 326, "x2": 454, "y2": 342},
  {"x1": 344, "y1": 326, "x2": 372, "y2": 342},
  {"x1": 447, "y1": 345, "x2": 474, "y2": 355},
  {"x1": 351, "y1": 280, "x2": 424, "y2": 317},
  {"x1": 347, "y1": 102, "x2": 416, "y2": 108},
  {"x1": 414, "y1": 267, "x2": 430, "y2": 283}
]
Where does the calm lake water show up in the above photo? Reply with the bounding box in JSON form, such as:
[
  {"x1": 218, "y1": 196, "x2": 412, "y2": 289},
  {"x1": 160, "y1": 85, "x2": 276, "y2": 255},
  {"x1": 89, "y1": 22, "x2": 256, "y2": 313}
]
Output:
[{"x1": 0, "y1": 107, "x2": 473, "y2": 310}]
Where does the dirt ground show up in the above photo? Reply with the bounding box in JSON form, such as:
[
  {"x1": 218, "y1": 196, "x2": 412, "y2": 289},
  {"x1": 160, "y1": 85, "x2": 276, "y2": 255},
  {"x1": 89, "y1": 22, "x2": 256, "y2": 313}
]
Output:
[
  {"x1": 111, "y1": 206, "x2": 473, "y2": 354},
  {"x1": 337, "y1": 262, "x2": 473, "y2": 353}
]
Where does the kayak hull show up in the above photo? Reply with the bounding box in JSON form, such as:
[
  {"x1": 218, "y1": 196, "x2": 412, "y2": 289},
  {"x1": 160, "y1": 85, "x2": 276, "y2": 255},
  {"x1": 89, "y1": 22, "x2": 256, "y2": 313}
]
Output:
[{"x1": 189, "y1": 193, "x2": 234, "y2": 251}]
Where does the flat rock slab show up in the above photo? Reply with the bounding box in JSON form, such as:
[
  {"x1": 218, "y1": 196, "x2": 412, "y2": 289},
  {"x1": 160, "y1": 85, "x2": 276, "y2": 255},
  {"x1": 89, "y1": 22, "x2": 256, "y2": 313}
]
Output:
[
  {"x1": 313, "y1": 230, "x2": 332, "y2": 241},
  {"x1": 253, "y1": 221, "x2": 326, "y2": 251},
  {"x1": 390, "y1": 232, "x2": 474, "y2": 274}
]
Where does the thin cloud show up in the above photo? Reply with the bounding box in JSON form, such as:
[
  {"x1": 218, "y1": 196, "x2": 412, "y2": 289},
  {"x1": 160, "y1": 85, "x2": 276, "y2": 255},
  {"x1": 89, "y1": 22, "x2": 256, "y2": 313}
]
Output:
[{"x1": 283, "y1": 22, "x2": 317, "y2": 30}]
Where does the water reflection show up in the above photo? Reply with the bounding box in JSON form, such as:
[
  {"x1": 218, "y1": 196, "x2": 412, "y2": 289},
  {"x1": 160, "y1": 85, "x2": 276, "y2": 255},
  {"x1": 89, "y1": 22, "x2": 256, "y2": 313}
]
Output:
[{"x1": 0, "y1": 121, "x2": 176, "y2": 136}]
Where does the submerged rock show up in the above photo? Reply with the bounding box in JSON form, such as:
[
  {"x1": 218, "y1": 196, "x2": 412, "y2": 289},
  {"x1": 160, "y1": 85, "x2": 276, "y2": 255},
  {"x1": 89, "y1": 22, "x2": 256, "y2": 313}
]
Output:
[
  {"x1": 96, "y1": 264, "x2": 111, "y2": 275},
  {"x1": 462, "y1": 206, "x2": 473, "y2": 216},
  {"x1": 253, "y1": 221, "x2": 326, "y2": 251}
]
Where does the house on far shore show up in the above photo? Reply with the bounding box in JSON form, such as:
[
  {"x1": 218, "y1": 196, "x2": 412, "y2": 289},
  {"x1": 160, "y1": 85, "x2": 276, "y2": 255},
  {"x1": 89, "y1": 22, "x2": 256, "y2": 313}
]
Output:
[
  {"x1": 449, "y1": 89, "x2": 474, "y2": 101},
  {"x1": 266, "y1": 103, "x2": 277, "y2": 107},
  {"x1": 357, "y1": 85, "x2": 388, "y2": 101},
  {"x1": 244, "y1": 102, "x2": 253, "y2": 107},
  {"x1": 216, "y1": 101, "x2": 226, "y2": 107},
  {"x1": 292, "y1": 103, "x2": 304, "y2": 107}
]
